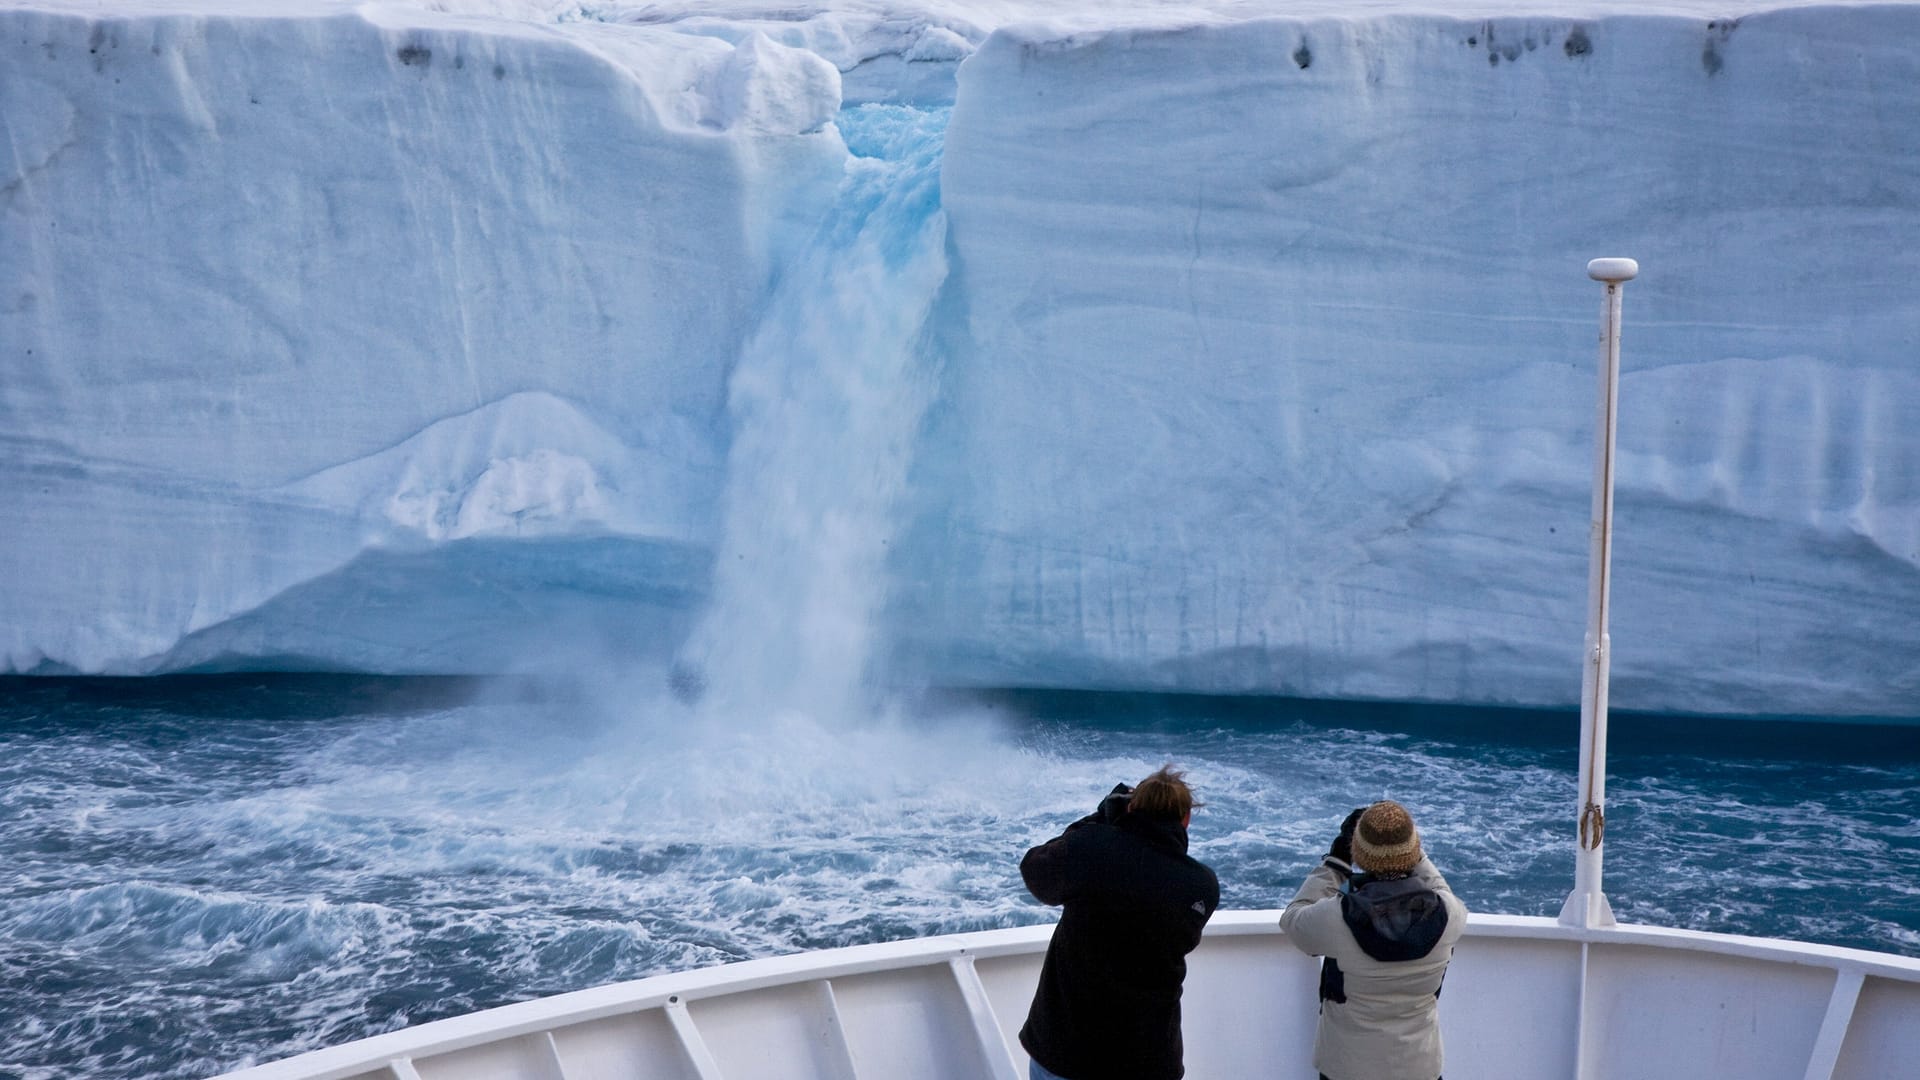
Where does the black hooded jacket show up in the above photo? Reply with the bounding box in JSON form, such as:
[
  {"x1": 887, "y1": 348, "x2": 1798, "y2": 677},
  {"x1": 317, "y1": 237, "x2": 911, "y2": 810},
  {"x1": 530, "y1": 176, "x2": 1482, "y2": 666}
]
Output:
[{"x1": 1018, "y1": 799, "x2": 1220, "y2": 1080}]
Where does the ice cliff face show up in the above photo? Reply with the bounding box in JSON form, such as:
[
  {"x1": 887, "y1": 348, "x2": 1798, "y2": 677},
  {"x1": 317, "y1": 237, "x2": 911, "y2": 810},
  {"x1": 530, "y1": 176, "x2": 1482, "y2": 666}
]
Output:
[
  {"x1": 3, "y1": 0, "x2": 1917, "y2": 718},
  {"x1": 917, "y1": 7, "x2": 1920, "y2": 718},
  {"x1": 2, "y1": 2, "x2": 847, "y2": 673}
]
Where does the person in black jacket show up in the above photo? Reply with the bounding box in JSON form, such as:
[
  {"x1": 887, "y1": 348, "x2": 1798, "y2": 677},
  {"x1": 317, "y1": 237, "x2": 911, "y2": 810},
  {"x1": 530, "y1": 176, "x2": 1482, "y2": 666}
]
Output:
[{"x1": 1018, "y1": 766, "x2": 1220, "y2": 1080}]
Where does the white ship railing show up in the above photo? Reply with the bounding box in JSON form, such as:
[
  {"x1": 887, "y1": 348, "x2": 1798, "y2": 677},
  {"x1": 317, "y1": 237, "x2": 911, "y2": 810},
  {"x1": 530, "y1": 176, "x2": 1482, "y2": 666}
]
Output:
[{"x1": 217, "y1": 910, "x2": 1920, "y2": 1080}]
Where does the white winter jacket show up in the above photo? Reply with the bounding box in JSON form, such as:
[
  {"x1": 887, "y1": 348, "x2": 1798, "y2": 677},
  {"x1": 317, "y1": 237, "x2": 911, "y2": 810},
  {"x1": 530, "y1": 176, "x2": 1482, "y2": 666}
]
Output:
[{"x1": 1278, "y1": 856, "x2": 1467, "y2": 1080}]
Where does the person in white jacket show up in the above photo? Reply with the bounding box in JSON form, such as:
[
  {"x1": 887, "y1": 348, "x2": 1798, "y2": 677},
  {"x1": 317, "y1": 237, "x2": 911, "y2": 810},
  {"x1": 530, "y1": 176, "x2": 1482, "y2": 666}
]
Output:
[{"x1": 1279, "y1": 801, "x2": 1467, "y2": 1080}]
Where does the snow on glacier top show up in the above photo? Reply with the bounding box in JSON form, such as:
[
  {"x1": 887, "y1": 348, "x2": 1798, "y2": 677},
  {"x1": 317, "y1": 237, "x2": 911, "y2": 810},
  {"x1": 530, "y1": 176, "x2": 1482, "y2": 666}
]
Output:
[
  {"x1": 14, "y1": 0, "x2": 1899, "y2": 116},
  {"x1": 15, "y1": 0, "x2": 1898, "y2": 28}
]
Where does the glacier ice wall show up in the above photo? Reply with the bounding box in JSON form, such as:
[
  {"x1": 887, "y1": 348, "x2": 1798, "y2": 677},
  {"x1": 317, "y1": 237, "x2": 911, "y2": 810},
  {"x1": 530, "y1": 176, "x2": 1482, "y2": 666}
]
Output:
[
  {"x1": 904, "y1": 6, "x2": 1920, "y2": 717},
  {"x1": 2, "y1": 3, "x2": 847, "y2": 673},
  {"x1": 3, "y1": 1, "x2": 1917, "y2": 718}
]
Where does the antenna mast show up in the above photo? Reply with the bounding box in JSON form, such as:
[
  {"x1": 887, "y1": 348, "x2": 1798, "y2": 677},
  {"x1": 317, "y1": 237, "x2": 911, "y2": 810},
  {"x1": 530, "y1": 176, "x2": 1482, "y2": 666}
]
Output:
[{"x1": 1560, "y1": 256, "x2": 1637, "y2": 929}]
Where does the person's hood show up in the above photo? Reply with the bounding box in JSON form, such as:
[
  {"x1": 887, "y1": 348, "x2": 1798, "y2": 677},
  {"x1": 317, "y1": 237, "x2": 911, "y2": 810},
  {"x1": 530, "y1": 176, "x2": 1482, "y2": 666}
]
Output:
[
  {"x1": 1340, "y1": 874, "x2": 1450, "y2": 962},
  {"x1": 1117, "y1": 811, "x2": 1189, "y2": 855}
]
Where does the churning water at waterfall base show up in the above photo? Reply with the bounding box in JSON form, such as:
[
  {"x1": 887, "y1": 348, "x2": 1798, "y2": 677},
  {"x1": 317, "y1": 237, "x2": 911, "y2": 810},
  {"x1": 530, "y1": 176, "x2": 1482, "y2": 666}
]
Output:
[{"x1": 1, "y1": 678, "x2": 1917, "y2": 1079}]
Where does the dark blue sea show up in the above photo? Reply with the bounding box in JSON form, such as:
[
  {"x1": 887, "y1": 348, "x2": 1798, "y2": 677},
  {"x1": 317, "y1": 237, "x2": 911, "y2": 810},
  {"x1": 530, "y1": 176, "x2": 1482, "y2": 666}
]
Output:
[{"x1": 2, "y1": 676, "x2": 1917, "y2": 1079}]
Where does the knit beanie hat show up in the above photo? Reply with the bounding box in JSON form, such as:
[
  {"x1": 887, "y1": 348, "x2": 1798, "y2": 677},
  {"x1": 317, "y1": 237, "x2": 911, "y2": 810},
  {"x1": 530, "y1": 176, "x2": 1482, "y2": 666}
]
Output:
[{"x1": 1352, "y1": 800, "x2": 1422, "y2": 875}]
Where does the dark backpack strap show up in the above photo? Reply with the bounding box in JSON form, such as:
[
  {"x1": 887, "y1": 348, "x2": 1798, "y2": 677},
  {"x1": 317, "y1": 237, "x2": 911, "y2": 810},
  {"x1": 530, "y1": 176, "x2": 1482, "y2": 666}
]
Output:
[{"x1": 1317, "y1": 956, "x2": 1346, "y2": 1006}]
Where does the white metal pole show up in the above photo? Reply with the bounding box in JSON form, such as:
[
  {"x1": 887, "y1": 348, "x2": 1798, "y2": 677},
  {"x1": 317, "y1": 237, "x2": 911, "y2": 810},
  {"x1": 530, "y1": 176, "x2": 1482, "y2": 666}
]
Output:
[{"x1": 1559, "y1": 257, "x2": 1637, "y2": 929}]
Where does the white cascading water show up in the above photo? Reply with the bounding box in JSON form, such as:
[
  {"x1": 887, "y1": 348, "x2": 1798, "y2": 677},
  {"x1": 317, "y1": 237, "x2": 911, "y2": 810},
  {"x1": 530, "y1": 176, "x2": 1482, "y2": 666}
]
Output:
[{"x1": 672, "y1": 103, "x2": 950, "y2": 730}]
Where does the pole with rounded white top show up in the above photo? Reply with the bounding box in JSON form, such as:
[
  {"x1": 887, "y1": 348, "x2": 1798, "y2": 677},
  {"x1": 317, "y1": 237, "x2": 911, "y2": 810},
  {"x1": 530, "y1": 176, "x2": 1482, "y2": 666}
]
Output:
[{"x1": 1559, "y1": 257, "x2": 1637, "y2": 929}]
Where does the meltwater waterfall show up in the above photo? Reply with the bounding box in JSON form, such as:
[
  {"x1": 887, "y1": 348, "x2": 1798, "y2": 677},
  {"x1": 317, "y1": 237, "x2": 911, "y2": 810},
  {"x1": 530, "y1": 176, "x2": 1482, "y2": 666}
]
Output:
[{"x1": 673, "y1": 104, "x2": 950, "y2": 728}]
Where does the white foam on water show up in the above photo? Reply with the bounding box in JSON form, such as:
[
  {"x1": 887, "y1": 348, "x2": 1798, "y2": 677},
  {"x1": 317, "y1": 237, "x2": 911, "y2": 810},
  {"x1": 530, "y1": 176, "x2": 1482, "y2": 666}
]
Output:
[{"x1": 4, "y1": 692, "x2": 1918, "y2": 1079}]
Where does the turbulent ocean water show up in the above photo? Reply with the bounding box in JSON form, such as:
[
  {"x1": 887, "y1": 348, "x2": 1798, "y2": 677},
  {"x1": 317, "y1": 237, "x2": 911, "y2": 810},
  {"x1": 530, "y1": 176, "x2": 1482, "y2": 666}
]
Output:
[{"x1": 2, "y1": 676, "x2": 1916, "y2": 1080}]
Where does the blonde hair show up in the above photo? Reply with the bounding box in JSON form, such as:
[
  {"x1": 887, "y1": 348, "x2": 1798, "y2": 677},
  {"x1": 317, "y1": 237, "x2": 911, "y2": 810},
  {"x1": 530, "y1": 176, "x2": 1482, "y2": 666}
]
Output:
[{"x1": 1128, "y1": 765, "x2": 1201, "y2": 822}]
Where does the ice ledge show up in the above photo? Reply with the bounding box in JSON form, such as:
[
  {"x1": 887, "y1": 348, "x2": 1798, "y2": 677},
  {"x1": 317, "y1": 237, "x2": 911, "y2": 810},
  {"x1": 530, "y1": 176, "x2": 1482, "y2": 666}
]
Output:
[
  {"x1": 6, "y1": 1, "x2": 845, "y2": 138},
  {"x1": 283, "y1": 391, "x2": 711, "y2": 544}
]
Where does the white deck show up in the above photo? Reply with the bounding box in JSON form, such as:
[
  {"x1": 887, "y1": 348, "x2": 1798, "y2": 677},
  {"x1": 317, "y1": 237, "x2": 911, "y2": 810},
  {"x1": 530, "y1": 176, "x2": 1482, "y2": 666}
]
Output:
[{"x1": 217, "y1": 912, "x2": 1920, "y2": 1080}]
